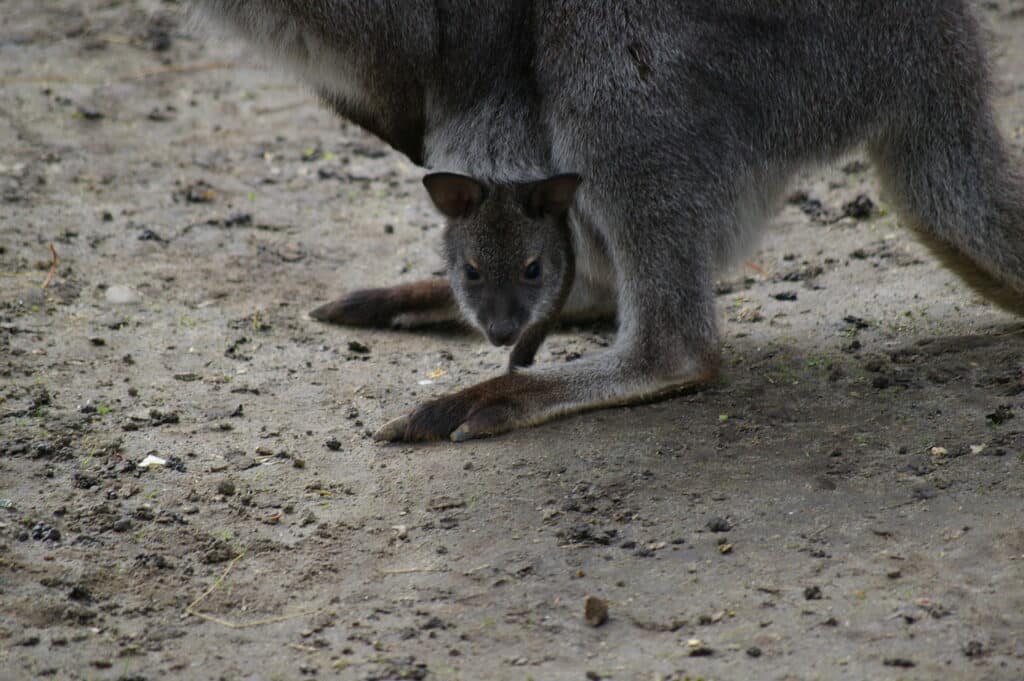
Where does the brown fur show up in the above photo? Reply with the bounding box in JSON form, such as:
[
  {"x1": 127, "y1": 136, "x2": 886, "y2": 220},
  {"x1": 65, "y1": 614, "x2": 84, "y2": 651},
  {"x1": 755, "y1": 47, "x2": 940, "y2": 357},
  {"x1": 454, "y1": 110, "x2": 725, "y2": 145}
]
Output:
[{"x1": 310, "y1": 279, "x2": 453, "y2": 327}]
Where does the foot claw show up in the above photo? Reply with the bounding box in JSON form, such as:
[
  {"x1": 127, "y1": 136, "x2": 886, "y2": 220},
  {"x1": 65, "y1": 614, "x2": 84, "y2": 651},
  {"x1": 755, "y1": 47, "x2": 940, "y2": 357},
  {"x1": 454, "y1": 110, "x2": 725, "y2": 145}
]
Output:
[
  {"x1": 308, "y1": 301, "x2": 337, "y2": 322},
  {"x1": 450, "y1": 424, "x2": 475, "y2": 442},
  {"x1": 373, "y1": 416, "x2": 409, "y2": 442}
]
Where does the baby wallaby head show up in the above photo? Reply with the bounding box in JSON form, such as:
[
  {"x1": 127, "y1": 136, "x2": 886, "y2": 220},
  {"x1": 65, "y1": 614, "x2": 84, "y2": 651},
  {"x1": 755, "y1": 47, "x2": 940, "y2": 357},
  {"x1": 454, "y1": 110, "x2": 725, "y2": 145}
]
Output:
[{"x1": 423, "y1": 172, "x2": 580, "y2": 348}]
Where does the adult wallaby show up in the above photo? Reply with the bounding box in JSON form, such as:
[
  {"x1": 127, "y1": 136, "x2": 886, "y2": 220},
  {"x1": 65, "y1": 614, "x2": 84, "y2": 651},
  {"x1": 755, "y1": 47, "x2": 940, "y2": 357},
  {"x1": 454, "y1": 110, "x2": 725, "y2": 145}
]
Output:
[
  {"x1": 192, "y1": 1, "x2": 1024, "y2": 443},
  {"x1": 311, "y1": 173, "x2": 590, "y2": 370}
]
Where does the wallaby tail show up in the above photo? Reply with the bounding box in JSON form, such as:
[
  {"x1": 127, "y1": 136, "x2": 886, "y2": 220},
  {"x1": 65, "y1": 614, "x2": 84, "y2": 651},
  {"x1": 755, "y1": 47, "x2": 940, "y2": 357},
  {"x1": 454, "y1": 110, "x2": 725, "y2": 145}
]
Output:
[{"x1": 870, "y1": 109, "x2": 1024, "y2": 315}]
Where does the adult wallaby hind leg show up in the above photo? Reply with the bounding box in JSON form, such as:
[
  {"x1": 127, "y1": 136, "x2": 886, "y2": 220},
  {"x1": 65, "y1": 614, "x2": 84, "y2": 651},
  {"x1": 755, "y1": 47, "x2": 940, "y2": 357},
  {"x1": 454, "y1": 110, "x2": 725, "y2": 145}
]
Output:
[
  {"x1": 870, "y1": 100, "x2": 1024, "y2": 314},
  {"x1": 310, "y1": 279, "x2": 457, "y2": 328}
]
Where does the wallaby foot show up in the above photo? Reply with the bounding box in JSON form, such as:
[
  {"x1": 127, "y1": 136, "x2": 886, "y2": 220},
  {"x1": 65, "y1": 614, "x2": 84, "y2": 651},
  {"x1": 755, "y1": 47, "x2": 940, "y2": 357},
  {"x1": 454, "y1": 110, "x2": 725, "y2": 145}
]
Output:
[
  {"x1": 373, "y1": 371, "x2": 555, "y2": 442},
  {"x1": 310, "y1": 278, "x2": 456, "y2": 328},
  {"x1": 374, "y1": 349, "x2": 719, "y2": 443}
]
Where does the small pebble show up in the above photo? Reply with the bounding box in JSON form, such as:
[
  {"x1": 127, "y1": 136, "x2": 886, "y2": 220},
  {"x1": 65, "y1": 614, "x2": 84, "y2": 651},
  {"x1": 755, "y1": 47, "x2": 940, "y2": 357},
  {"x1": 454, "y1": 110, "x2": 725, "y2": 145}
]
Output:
[
  {"x1": 584, "y1": 595, "x2": 608, "y2": 627},
  {"x1": 803, "y1": 586, "x2": 823, "y2": 600},
  {"x1": 706, "y1": 516, "x2": 732, "y2": 533},
  {"x1": 104, "y1": 285, "x2": 140, "y2": 304},
  {"x1": 912, "y1": 485, "x2": 937, "y2": 501},
  {"x1": 347, "y1": 340, "x2": 370, "y2": 354},
  {"x1": 133, "y1": 505, "x2": 155, "y2": 521},
  {"x1": 883, "y1": 658, "x2": 916, "y2": 668},
  {"x1": 986, "y1": 405, "x2": 1014, "y2": 425},
  {"x1": 67, "y1": 586, "x2": 92, "y2": 602},
  {"x1": 31, "y1": 524, "x2": 60, "y2": 542},
  {"x1": 843, "y1": 194, "x2": 875, "y2": 219},
  {"x1": 686, "y1": 638, "x2": 713, "y2": 656},
  {"x1": 963, "y1": 641, "x2": 984, "y2": 658}
]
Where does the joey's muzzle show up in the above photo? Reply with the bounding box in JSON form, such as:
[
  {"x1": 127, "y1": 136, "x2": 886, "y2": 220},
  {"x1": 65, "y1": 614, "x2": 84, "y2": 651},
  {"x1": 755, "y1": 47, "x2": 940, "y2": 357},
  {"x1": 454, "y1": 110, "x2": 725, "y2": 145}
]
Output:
[{"x1": 485, "y1": 320, "x2": 521, "y2": 347}]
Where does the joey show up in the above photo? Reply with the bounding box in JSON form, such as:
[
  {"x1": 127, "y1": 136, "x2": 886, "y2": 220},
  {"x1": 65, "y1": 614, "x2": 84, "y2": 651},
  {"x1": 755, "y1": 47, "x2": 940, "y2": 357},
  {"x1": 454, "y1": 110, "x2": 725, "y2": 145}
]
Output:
[
  {"x1": 310, "y1": 173, "x2": 581, "y2": 369},
  {"x1": 423, "y1": 172, "x2": 579, "y2": 369}
]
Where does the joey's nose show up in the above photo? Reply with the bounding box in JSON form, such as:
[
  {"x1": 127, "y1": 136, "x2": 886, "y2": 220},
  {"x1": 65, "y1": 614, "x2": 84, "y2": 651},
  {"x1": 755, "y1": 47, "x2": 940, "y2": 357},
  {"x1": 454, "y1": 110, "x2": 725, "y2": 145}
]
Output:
[{"x1": 486, "y1": 321, "x2": 520, "y2": 347}]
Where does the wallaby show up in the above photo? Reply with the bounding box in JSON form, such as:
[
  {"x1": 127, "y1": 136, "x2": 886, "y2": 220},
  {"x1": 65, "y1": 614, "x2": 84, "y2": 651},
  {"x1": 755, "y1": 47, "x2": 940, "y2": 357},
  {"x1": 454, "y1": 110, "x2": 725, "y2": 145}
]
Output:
[
  {"x1": 192, "y1": 1, "x2": 1024, "y2": 443},
  {"x1": 311, "y1": 173, "x2": 586, "y2": 369}
]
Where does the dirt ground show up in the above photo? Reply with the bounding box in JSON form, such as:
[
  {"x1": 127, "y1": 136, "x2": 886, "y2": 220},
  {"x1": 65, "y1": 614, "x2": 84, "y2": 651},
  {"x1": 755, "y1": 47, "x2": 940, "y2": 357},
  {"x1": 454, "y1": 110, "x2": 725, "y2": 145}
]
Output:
[{"x1": 2, "y1": 2, "x2": 1024, "y2": 680}]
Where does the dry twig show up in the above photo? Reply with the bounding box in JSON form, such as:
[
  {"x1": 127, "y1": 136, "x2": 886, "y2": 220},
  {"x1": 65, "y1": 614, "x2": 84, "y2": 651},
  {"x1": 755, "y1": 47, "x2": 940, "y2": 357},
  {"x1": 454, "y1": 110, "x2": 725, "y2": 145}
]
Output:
[
  {"x1": 184, "y1": 551, "x2": 319, "y2": 628},
  {"x1": 378, "y1": 566, "x2": 446, "y2": 575},
  {"x1": 744, "y1": 260, "x2": 769, "y2": 276},
  {"x1": 41, "y1": 243, "x2": 58, "y2": 289}
]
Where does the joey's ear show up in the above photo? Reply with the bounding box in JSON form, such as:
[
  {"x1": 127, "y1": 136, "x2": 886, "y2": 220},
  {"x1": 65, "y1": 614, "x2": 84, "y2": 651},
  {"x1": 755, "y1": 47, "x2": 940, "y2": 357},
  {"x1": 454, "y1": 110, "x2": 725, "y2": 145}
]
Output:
[
  {"x1": 422, "y1": 173, "x2": 485, "y2": 219},
  {"x1": 527, "y1": 174, "x2": 581, "y2": 218}
]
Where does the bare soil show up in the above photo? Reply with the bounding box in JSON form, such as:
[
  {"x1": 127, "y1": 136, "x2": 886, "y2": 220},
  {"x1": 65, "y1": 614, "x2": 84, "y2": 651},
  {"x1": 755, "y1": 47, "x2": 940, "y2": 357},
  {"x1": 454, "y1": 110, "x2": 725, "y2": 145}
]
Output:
[{"x1": 2, "y1": 2, "x2": 1024, "y2": 680}]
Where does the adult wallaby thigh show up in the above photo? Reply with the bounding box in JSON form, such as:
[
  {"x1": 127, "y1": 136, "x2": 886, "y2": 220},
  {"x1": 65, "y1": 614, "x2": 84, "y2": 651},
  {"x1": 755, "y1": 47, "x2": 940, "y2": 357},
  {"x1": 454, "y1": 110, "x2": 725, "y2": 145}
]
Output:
[{"x1": 191, "y1": 1, "x2": 1024, "y2": 442}]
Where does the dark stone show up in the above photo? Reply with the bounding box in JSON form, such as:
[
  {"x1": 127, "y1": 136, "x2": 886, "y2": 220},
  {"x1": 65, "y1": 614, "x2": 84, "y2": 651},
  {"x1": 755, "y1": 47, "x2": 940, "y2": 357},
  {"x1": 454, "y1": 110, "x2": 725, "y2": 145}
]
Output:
[
  {"x1": 803, "y1": 586, "x2": 822, "y2": 600},
  {"x1": 67, "y1": 586, "x2": 92, "y2": 602},
  {"x1": 963, "y1": 641, "x2": 984, "y2": 658},
  {"x1": 706, "y1": 516, "x2": 732, "y2": 533},
  {"x1": 883, "y1": 658, "x2": 916, "y2": 668},
  {"x1": 31, "y1": 523, "x2": 61, "y2": 542},
  {"x1": 843, "y1": 194, "x2": 876, "y2": 219},
  {"x1": 347, "y1": 340, "x2": 371, "y2": 354},
  {"x1": 986, "y1": 405, "x2": 1014, "y2": 425}
]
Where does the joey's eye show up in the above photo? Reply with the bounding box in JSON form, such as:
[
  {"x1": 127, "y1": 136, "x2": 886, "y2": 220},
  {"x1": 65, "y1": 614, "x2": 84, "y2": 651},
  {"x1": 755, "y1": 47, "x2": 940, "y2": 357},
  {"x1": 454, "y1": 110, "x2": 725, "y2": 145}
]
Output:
[
  {"x1": 523, "y1": 261, "x2": 541, "y2": 280},
  {"x1": 464, "y1": 264, "x2": 481, "y2": 281}
]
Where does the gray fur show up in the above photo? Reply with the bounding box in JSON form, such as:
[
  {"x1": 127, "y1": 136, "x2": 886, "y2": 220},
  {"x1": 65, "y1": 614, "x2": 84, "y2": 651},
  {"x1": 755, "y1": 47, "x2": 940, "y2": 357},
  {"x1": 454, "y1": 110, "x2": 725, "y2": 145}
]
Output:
[{"x1": 191, "y1": 0, "x2": 1024, "y2": 441}]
